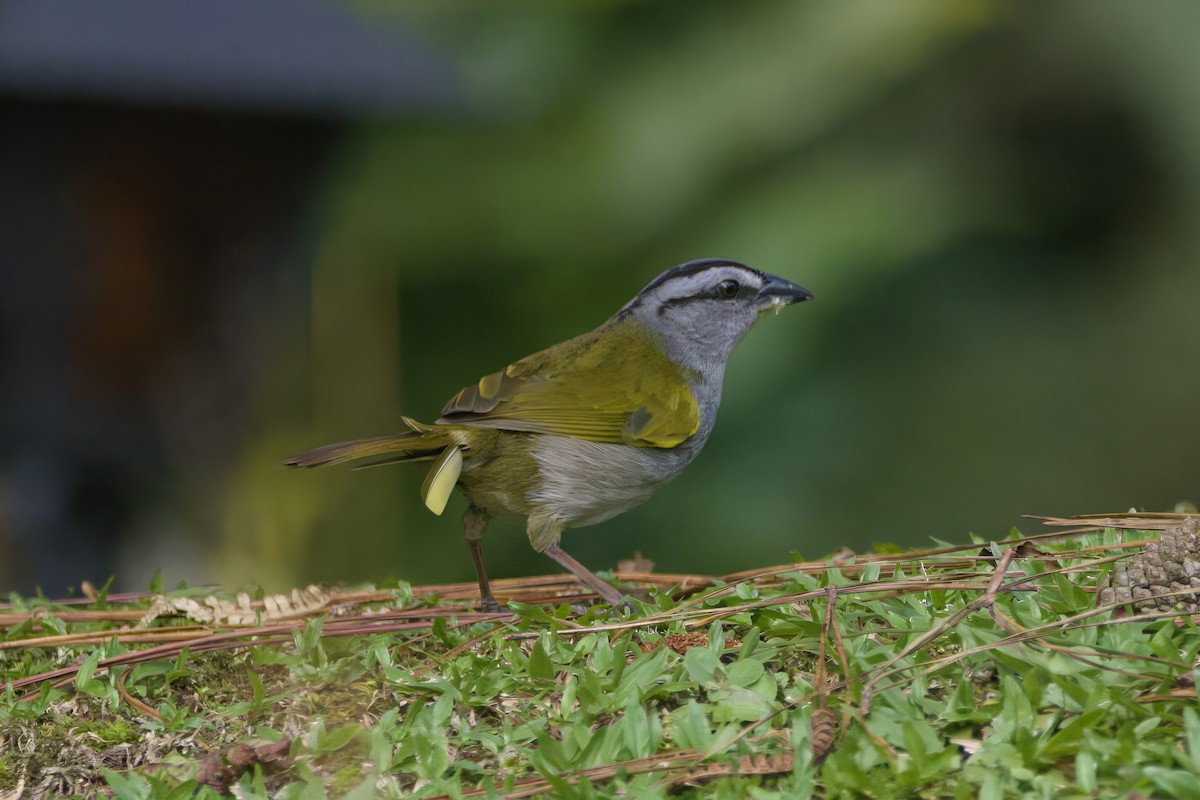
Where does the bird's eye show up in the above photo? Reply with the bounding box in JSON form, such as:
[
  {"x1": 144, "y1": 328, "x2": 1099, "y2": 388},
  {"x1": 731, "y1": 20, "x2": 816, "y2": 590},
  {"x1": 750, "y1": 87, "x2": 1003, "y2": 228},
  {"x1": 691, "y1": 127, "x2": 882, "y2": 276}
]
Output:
[{"x1": 716, "y1": 279, "x2": 739, "y2": 299}]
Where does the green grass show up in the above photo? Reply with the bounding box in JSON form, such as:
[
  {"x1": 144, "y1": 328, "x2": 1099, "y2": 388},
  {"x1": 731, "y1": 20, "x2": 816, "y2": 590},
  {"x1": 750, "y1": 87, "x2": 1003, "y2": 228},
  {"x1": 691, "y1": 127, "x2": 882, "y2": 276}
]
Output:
[{"x1": 2, "y1": 527, "x2": 1199, "y2": 799}]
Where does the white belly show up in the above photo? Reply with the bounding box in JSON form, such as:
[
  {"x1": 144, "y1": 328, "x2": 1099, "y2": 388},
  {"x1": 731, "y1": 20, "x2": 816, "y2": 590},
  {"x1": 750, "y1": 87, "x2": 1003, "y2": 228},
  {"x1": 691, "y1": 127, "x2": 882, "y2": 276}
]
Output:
[{"x1": 526, "y1": 434, "x2": 697, "y2": 529}]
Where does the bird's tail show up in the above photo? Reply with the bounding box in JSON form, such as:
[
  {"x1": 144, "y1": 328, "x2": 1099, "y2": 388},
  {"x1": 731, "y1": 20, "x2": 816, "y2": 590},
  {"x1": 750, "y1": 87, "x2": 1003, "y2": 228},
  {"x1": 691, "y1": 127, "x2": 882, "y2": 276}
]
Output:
[
  {"x1": 283, "y1": 417, "x2": 454, "y2": 469},
  {"x1": 284, "y1": 417, "x2": 466, "y2": 515}
]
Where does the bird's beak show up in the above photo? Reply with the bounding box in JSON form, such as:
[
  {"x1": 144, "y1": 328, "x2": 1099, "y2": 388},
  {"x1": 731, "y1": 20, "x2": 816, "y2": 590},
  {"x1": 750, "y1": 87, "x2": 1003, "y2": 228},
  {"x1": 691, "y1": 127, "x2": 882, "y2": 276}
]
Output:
[{"x1": 756, "y1": 273, "x2": 813, "y2": 313}]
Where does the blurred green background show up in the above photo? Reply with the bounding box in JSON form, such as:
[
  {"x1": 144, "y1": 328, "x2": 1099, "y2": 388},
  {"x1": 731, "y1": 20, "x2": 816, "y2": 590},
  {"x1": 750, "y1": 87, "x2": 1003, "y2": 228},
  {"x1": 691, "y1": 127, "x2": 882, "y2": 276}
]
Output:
[{"x1": 2, "y1": 1, "x2": 1197, "y2": 595}]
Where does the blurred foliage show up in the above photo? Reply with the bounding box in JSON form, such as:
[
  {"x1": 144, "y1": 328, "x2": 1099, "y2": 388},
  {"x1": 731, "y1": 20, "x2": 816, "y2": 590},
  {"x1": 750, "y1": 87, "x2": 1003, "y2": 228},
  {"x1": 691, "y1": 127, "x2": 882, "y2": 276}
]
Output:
[{"x1": 220, "y1": 0, "x2": 1200, "y2": 590}]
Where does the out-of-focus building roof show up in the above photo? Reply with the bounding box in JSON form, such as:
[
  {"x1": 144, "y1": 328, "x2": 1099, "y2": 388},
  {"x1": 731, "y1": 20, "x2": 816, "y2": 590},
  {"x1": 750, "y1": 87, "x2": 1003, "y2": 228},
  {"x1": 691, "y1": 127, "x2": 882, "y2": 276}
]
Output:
[{"x1": 0, "y1": 0, "x2": 458, "y2": 115}]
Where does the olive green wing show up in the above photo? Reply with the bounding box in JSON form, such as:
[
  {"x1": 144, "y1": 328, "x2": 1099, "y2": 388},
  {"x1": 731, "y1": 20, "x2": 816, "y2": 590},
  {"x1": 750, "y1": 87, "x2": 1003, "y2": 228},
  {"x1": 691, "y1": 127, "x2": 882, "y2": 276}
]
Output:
[{"x1": 437, "y1": 325, "x2": 700, "y2": 448}]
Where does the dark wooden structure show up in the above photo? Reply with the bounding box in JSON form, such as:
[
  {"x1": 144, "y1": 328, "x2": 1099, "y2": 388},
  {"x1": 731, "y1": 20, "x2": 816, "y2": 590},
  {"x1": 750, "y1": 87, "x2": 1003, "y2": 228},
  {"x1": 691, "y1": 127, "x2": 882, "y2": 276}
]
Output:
[{"x1": 0, "y1": 0, "x2": 458, "y2": 594}]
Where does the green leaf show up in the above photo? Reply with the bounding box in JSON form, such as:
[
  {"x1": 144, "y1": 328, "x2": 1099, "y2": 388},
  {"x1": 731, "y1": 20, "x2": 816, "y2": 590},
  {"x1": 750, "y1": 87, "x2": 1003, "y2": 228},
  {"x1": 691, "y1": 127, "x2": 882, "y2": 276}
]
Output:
[
  {"x1": 101, "y1": 768, "x2": 151, "y2": 800},
  {"x1": 340, "y1": 776, "x2": 383, "y2": 800},
  {"x1": 247, "y1": 668, "x2": 265, "y2": 711},
  {"x1": 670, "y1": 701, "x2": 712, "y2": 750},
  {"x1": 527, "y1": 636, "x2": 555, "y2": 681},
  {"x1": 315, "y1": 723, "x2": 362, "y2": 754},
  {"x1": 1144, "y1": 767, "x2": 1200, "y2": 800},
  {"x1": 74, "y1": 650, "x2": 110, "y2": 699},
  {"x1": 622, "y1": 699, "x2": 654, "y2": 756},
  {"x1": 507, "y1": 601, "x2": 559, "y2": 624},
  {"x1": 1133, "y1": 716, "x2": 1162, "y2": 738},
  {"x1": 737, "y1": 627, "x2": 761, "y2": 660},
  {"x1": 725, "y1": 658, "x2": 764, "y2": 688},
  {"x1": 683, "y1": 646, "x2": 721, "y2": 685},
  {"x1": 711, "y1": 686, "x2": 773, "y2": 722},
  {"x1": 611, "y1": 645, "x2": 668, "y2": 705},
  {"x1": 75, "y1": 650, "x2": 101, "y2": 684},
  {"x1": 1185, "y1": 707, "x2": 1200, "y2": 772},
  {"x1": 164, "y1": 782, "x2": 204, "y2": 800},
  {"x1": 1075, "y1": 751, "x2": 1097, "y2": 794}
]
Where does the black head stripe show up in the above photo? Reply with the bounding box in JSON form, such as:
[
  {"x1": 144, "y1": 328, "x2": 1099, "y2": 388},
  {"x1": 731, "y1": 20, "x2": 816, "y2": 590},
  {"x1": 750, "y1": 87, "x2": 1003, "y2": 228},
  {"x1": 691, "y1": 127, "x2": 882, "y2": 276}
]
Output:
[
  {"x1": 618, "y1": 259, "x2": 762, "y2": 319},
  {"x1": 638, "y1": 258, "x2": 759, "y2": 296}
]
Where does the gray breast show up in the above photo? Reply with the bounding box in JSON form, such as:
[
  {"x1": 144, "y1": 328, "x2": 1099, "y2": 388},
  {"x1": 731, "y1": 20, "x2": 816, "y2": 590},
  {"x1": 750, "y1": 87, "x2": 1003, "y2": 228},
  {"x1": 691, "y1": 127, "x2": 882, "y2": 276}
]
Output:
[{"x1": 526, "y1": 428, "x2": 712, "y2": 530}]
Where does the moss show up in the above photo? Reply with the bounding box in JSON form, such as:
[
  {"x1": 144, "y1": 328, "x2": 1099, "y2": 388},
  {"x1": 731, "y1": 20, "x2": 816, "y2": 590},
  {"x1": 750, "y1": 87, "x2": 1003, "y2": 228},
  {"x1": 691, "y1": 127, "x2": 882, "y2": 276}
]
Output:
[
  {"x1": 328, "y1": 762, "x2": 370, "y2": 795},
  {"x1": 50, "y1": 715, "x2": 141, "y2": 746}
]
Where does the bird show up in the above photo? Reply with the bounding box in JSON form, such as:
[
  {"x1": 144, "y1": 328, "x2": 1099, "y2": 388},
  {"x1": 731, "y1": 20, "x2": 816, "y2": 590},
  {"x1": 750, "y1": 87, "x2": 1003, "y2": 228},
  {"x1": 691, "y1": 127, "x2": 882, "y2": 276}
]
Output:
[{"x1": 285, "y1": 258, "x2": 812, "y2": 610}]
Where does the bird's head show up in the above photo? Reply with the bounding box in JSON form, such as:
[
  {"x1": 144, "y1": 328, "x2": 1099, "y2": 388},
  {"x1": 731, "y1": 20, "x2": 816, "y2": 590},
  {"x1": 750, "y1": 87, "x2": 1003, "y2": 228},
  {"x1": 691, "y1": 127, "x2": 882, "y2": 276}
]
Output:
[{"x1": 615, "y1": 258, "x2": 812, "y2": 370}]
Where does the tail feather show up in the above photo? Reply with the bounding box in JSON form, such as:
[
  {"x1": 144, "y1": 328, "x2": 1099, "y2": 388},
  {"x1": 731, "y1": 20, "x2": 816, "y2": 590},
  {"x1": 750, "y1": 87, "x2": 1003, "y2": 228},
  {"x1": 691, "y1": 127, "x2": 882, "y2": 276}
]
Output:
[
  {"x1": 284, "y1": 420, "x2": 453, "y2": 468},
  {"x1": 283, "y1": 434, "x2": 420, "y2": 468}
]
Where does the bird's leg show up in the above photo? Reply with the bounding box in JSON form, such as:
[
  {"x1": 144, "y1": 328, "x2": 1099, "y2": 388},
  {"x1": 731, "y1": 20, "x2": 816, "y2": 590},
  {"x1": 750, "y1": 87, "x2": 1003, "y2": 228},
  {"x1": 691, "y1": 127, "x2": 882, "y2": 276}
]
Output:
[
  {"x1": 542, "y1": 544, "x2": 626, "y2": 607},
  {"x1": 463, "y1": 505, "x2": 501, "y2": 612}
]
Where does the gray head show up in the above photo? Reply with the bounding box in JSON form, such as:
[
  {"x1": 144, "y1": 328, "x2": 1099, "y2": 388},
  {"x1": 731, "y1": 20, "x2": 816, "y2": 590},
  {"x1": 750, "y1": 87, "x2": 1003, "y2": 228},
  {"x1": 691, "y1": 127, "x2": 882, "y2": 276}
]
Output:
[{"x1": 615, "y1": 258, "x2": 812, "y2": 373}]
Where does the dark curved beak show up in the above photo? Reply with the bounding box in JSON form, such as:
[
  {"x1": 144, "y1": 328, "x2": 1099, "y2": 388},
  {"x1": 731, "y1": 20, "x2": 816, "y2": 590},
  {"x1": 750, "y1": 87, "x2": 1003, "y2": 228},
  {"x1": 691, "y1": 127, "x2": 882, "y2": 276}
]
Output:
[{"x1": 756, "y1": 273, "x2": 813, "y2": 312}]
